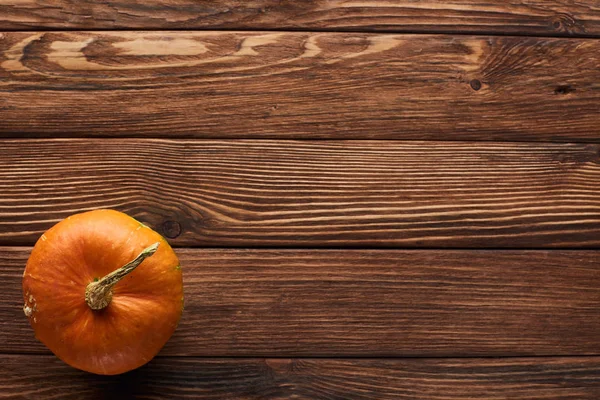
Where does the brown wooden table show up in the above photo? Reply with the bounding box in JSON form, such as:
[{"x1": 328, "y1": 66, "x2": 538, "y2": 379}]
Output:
[{"x1": 1, "y1": 1, "x2": 600, "y2": 398}]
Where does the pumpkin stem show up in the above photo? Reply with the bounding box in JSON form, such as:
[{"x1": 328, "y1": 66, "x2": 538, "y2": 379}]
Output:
[{"x1": 85, "y1": 242, "x2": 160, "y2": 310}]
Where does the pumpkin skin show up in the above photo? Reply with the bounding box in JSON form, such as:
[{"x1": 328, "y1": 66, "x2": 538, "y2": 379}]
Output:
[{"x1": 22, "y1": 209, "x2": 183, "y2": 375}]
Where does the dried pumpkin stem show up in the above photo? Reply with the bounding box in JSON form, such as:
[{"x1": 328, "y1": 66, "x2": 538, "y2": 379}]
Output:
[{"x1": 85, "y1": 242, "x2": 160, "y2": 310}]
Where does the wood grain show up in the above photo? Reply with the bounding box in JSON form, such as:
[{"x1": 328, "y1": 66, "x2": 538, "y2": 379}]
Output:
[
  {"x1": 1, "y1": 32, "x2": 600, "y2": 141},
  {"x1": 1, "y1": 1, "x2": 600, "y2": 36},
  {"x1": 2, "y1": 355, "x2": 600, "y2": 399},
  {"x1": 1, "y1": 139, "x2": 599, "y2": 248},
  {"x1": 3, "y1": 247, "x2": 600, "y2": 356}
]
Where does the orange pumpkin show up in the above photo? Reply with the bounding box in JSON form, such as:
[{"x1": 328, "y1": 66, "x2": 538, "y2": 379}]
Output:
[{"x1": 22, "y1": 209, "x2": 184, "y2": 375}]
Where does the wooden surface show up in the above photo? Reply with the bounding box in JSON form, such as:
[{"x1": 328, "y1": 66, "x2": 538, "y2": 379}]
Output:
[
  {"x1": 1, "y1": 32, "x2": 600, "y2": 141},
  {"x1": 2, "y1": 355, "x2": 600, "y2": 399},
  {"x1": 2, "y1": 1, "x2": 600, "y2": 398},
  {"x1": 1, "y1": 1, "x2": 600, "y2": 36},
  {"x1": 1, "y1": 139, "x2": 599, "y2": 248},
  {"x1": 3, "y1": 247, "x2": 600, "y2": 357}
]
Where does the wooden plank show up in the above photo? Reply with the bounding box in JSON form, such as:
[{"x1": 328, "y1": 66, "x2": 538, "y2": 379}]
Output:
[
  {"x1": 1, "y1": 139, "x2": 599, "y2": 248},
  {"x1": 3, "y1": 247, "x2": 600, "y2": 356},
  {"x1": 1, "y1": 32, "x2": 599, "y2": 142},
  {"x1": 1, "y1": 1, "x2": 600, "y2": 36},
  {"x1": 1, "y1": 356, "x2": 600, "y2": 399}
]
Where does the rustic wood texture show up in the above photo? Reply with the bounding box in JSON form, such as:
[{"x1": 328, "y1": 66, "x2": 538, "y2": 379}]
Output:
[
  {"x1": 2, "y1": 2, "x2": 599, "y2": 397},
  {"x1": 2, "y1": 355, "x2": 600, "y2": 399},
  {"x1": 1, "y1": 32, "x2": 600, "y2": 141},
  {"x1": 1, "y1": 1, "x2": 600, "y2": 36},
  {"x1": 3, "y1": 247, "x2": 600, "y2": 356},
  {"x1": 1, "y1": 139, "x2": 599, "y2": 248}
]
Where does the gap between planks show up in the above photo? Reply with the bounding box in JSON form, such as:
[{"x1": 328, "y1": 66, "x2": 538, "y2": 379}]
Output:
[
  {"x1": 4, "y1": 352, "x2": 600, "y2": 361},
  {"x1": 2, "y1": 28, "x2": 600, "y2": 40},
  {"x1": 2, "y1": 0, "x2": 600, "y2": 38}
]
